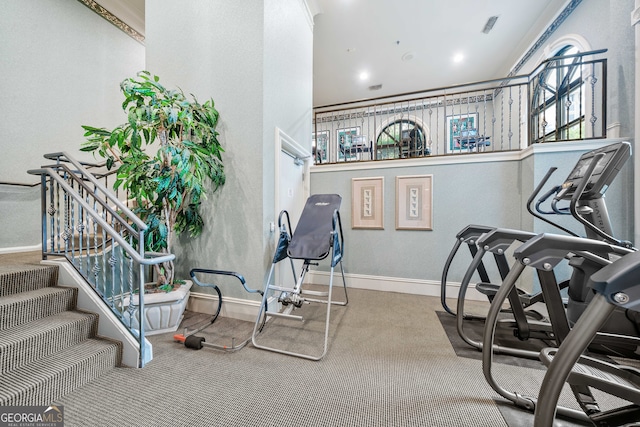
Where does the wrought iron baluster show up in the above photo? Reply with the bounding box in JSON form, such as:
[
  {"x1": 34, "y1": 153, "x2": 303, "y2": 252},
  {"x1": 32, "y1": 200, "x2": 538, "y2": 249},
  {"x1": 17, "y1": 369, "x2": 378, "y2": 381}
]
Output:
[
  {"x1": 541, "y1": 80, "x2": 547, "y2": 143},
  {"x1": 64, "y1": 173, "x2": 72, "y2": 257},
  {"x1": 55, "y1": 179, "x2": 62, "y2": 254},
  {"x1": 126, "y1": 233, "x2": 135, "y2": 328},
  {"x1": 76, "y1": 191, "x2": 85, "y2": 273},
  {"x1": 579, "y1": 60, "x2": 584, "y2": 139},
  {"x1": 92, "y1": 197, "x2": 101, "y2": 294},
  {"x1": 442, "y1": 94, "x2": 448, "y2": 154},
  {"x1": 508, "y1": 86, "x2": 513, "y2": 149},
  {"x1": 69, "y1": 180, "x2": 76, "y2": 263},
  {"x1": 428, "y1": 102, "x2": 433, "y2": 156},
  {"x1": 518, "y1": 85, "x2": 522, "y2": 148},
  {"x1": 117, "y1": 235, "x2": 125, "y2": 314},
  {"x1": 589, "y1": 62, "x2": 598, "y2": 136},
  {"x1": 372, "y1": 104, "x2": 378, "y2": 160},
  {"x1": 104, "y1": 207, "x2": 110, "y2": 298},
  {"x1": 47, "y1": 178, "x2": 56, "y2": 254},
  {"x1": 500, "y1": 88, "x2": 505, "y2": 150},
  {"x1": 85, "y1": 192, "x2": 92, "y2": 276},
  {"x1": 566, "y1": 59, "x2": 572, "y2": 138},
  {"x1": 465, "y1": 92, "x2": 470, "y2": 153},
  {"x1": 482, "y1": 89, "x2": 488, "y2": 152}
]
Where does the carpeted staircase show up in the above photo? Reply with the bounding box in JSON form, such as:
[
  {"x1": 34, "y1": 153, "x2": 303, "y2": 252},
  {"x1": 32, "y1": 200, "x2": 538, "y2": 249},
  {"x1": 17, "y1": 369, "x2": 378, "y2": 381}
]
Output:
[{"x1": 0, "y1": 263, "x2": 122, "y2": 405}]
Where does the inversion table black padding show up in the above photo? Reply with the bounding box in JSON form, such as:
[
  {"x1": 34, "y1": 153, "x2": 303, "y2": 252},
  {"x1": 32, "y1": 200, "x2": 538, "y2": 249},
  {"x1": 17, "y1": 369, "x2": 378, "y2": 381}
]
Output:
[{"x1": 287, "y1": 194, "x2": 341, "y2": 261}]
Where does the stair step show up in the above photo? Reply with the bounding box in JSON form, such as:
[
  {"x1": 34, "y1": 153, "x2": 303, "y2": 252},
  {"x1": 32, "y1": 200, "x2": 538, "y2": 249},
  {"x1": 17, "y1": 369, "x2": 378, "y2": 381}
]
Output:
[
  {"x1": 0, "y1": 310, "x2": 99, "y2": 375},
  {"x1": 0, "y1": 264, "x2": 58, "y2": 297},
  {"x1": 0, "y1": 338, "x2": 122, "y2": 406},
  {"x1": 0, "y1": 286, "x2": 77, "y2": 331}
]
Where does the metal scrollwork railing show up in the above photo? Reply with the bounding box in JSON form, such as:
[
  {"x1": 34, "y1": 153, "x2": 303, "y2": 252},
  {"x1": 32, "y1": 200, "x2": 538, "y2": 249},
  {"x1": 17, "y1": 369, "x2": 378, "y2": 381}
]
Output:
[
  {"x1": 313, "y1": 49, "x2": 608, "y2": 165},
  {"x1": 28, "y1": 152, "x2": 174, "y2": 368}
]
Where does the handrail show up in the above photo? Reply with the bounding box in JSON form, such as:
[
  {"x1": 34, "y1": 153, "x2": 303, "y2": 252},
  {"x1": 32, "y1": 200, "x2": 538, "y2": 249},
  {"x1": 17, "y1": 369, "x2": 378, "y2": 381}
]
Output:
[
  {"x1": 44, "y1": 151, "x2": 107, "y2": 168},
  {"x1": 30, "y1": 164, "x2": 138, "y2": 237},
  {"x1": 28, "y1": 167, "x2": 173, "y2": 266},
  {"x1": 40, "y1": 151, "x2": 146, "y2": 231},
  {"x1": 1, "y1": 154, "x2": 115, "y2": 187}
]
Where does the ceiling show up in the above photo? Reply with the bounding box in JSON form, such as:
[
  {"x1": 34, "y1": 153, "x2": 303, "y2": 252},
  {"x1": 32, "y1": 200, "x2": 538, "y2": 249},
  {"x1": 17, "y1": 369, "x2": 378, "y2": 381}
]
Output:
[{"x1": 97, "y1": 0, "x2": 570, "y2": 107}]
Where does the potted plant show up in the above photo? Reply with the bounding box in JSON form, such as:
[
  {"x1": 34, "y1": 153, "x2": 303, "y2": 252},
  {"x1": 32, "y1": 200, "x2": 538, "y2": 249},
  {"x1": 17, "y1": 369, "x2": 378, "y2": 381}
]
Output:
[{"x1": 80, "y1": 70, "x2": 225, "y2": 333}]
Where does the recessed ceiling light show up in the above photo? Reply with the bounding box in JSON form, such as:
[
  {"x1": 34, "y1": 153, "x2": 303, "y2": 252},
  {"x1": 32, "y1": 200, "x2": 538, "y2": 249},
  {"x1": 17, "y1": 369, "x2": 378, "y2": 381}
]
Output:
[
  {"x1": 359, "y1": 71, "x2": 369, "y2": 80},
  {"x1": 453, "y1": 53, "x2": 464, "y2": 63}
]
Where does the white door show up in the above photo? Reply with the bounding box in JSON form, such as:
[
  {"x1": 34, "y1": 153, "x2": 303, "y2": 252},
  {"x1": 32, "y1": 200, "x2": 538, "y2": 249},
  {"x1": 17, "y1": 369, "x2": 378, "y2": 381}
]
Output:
[{"x1": 277, "y1": 150, "x2": 306, "y2": 288}]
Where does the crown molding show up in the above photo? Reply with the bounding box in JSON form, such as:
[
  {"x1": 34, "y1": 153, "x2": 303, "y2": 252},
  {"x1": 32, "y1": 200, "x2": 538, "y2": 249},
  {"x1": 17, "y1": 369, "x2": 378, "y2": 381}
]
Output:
[{"x1": 76, "y1": 0, "x2": 144, "y2": 44}]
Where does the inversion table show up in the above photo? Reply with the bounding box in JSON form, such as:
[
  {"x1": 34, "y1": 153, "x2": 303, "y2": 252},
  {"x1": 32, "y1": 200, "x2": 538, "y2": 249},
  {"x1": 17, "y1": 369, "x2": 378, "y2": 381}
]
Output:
[{"x1": 251, "y1": 194, "x2": 348, "y2": 360}]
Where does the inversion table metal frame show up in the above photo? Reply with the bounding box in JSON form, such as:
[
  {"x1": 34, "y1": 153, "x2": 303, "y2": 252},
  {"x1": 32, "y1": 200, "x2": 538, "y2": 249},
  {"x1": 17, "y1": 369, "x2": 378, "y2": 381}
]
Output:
[
  {"x1": 174, "y1": 268, "x2": 265, "y2": 352},
  {"x1": 251, "y1": 194, "x2": 348, "y2": 360}
]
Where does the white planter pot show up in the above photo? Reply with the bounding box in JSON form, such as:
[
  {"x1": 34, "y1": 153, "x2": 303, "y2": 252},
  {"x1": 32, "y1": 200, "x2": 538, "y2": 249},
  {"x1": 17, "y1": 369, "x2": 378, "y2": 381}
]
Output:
[{"x1": 124, "y1": 280, "x2": 193, "y2": 336}]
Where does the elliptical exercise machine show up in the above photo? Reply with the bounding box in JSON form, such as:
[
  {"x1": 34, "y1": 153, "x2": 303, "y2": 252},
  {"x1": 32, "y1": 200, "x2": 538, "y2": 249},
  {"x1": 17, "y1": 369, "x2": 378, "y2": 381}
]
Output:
[
  {"x1": 534, "y1": 249, "x2": 640, "y2": 426},
  {"x1": 481, "y1": 141, "x2": 637, "y2": 421},
  {"x1": 439, "y1": 150, "x2": 609, "y2": 355}
]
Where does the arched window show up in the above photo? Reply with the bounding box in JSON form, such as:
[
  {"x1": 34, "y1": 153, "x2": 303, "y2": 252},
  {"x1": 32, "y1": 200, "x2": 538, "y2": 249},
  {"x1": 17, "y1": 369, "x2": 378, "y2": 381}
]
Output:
[
  {"x1": 531, "y1": 45, "x2": 585, "y2": 142},
  {"x1": 376, "y1": 119, "x2": 428, "y2": 159}
]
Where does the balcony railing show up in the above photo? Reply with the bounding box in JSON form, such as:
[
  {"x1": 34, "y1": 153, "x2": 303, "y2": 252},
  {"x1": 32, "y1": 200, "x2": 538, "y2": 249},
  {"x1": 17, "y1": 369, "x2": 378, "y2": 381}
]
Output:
[{"x1": 312, "y1": 49, "x2": 607, "y2": 165}]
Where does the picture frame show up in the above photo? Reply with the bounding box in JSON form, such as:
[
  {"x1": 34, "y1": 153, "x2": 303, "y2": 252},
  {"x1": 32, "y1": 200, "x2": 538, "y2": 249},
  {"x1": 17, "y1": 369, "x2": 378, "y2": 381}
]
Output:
[
  {"x1": 396, "y1": 175, "x2": 433, "y2": 230},
  {"x1": 312, "y1": 130, "x2": 329, "y2": 163},
  {"x1": 337, "y1": 127, "x2": 360, "y2": 161},
  {"x1": 351, "y1": 177, "x2": 384, "y2": 229},
  {"x1": 446, "y1": 113, "x2": 478, "y2": 152}
]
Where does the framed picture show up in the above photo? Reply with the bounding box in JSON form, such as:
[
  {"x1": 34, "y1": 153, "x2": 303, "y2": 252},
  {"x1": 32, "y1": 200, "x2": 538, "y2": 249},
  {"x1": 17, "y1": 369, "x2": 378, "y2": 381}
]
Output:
[
  {"x1": 337, "y1": 127, "x2": 360, "y2": 161},
  {"x1": 396, "y1": 175, "x2": 433, "y2": 230},
  {"x1": 352, "y1": 177, "x2": 384, "y2": 229},
  {"x1": 312, "y1": 130, "x2": 329, "y2": 163},
  {"x1": 446, "y1": 114, "x2": 478, "y2": 152}
]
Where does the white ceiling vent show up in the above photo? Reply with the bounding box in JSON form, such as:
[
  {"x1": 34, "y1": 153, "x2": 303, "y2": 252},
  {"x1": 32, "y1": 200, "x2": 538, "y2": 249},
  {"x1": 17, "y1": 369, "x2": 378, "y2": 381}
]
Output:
[
  {"x1": 482, "y1": 16, "x2": 499, "y2": 34},
  {"x1": 369, "y1": 84, "x2": 383, "y2": 91}
]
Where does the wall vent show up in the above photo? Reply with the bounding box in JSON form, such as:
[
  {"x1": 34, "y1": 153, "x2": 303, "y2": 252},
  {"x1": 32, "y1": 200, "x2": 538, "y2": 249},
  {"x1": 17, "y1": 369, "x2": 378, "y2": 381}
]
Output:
[{"x1": 482, "y1": 16, "x2": 499, "y2": 34}]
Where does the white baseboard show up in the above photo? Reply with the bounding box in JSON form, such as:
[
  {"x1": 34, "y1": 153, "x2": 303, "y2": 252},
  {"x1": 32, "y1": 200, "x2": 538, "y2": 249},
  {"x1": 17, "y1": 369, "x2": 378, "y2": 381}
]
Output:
[
  {"x1": 0, "y1": 244, "x2": 41, "y2": 254},
  {"x1": 186, "y1": 271, "x2": 486, "y2": 321},
  {"x1": 305, "y1": 270, "x2": 486, "y2": 301},
  {"x1": 187, "y1": 292, "x2": 266, "y2": 323}
]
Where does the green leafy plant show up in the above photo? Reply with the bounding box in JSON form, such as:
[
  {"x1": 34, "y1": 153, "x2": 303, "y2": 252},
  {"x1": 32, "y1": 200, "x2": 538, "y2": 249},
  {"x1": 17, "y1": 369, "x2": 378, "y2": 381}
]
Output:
[{"x1": 81, "y1": 71, "x2": 225, "y2": 289}]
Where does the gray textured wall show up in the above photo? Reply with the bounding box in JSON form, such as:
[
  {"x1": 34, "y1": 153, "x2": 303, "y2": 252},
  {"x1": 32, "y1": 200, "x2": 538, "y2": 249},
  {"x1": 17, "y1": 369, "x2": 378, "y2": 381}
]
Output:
[
  {"x1": 146, "y1": 0, "x2": 313, "y2": 299},
  {"x1": 311, "y1": 158, "x2": 521, "y2": 284},
  {"x1": 310, "y1": 140, "x2": 634, "y2": 288},
  {"x1": 0, "y1": 0, "x2": 145, "y2": 249}
]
